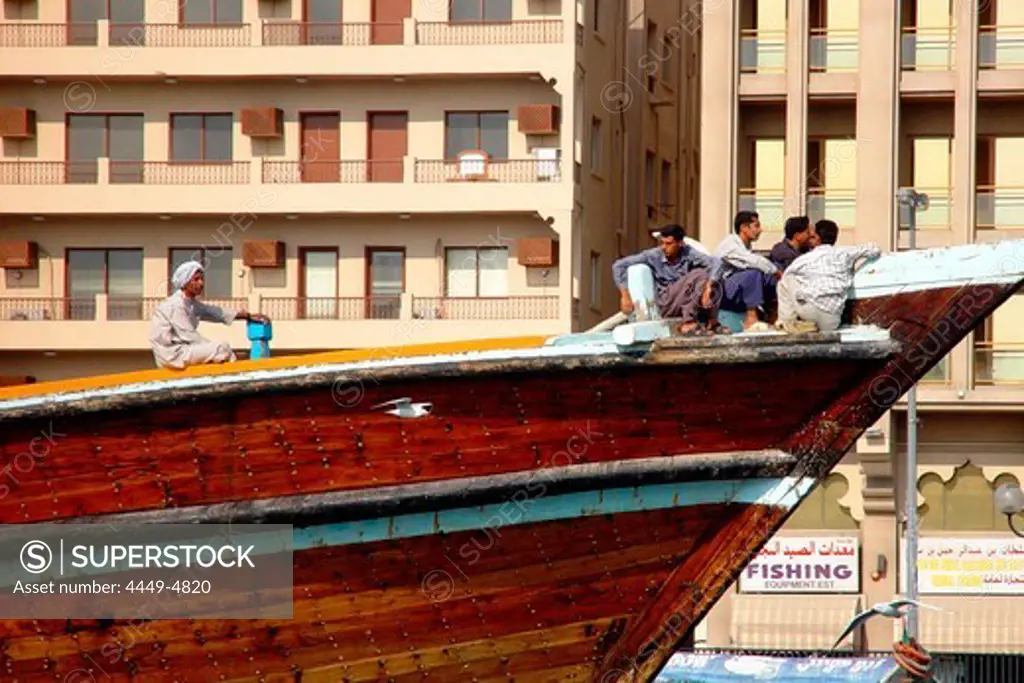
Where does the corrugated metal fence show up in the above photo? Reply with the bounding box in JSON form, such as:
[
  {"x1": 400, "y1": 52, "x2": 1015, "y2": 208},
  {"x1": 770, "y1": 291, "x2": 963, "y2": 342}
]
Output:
[{"x1": 677, "y1": 648, "x2": 1024, "y2": 682}]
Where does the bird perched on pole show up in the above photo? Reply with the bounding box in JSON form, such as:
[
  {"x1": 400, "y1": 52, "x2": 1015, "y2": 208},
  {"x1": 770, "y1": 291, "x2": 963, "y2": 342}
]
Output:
[{"x1": 831, "y1": 598, "x2": 943, "y2": 650}]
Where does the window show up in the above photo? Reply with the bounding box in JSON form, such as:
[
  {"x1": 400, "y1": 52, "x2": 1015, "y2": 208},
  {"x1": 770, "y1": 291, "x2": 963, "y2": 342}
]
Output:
[
  {"x1": 645, "y1": 152, "x2": 656, "y2": 217},
  {"x1": 181, "y1": 0, "x2": 243, "y2": 25},
  {"x1": 590, "y1": 117, "x2": 603, "y2": 175},
  {"x1": 169, "y1": 248, "x2": 233, "y2": 299},
  {"x1": 66, "y1": 248, "x2": 143, "y2": 321},
  {"x1": 445, "y1": 247, "x2": 508, "y2": 297},
  {"x1": 66, "y1": 114, "x2": 144, "y2": 184},
  {"x1": 366, "y1": 248, "x2": 405, "y2": 319},
  {"x1": 445, "y1": 112, "x2": 509, "y2": 160},
  {"x1": 300, "y1": 248, "x2": 339, "y2": 319},
  {"x1": 589, "y1": 251, "x2": 601, "y2": 310},
  {"x1": 660, "y1": 160, "x2": 672, "y2": 214},
  {"x1": 451, "y1": 0, "x2": 512, "y2": 22},
  {"x1": 171, "y1": 114, "x2": 233, "y2": 162},
  {"x1": 645, "y1": 21, "x2": 658, "y2": 92},
  {"x1": 68, "y1": 0, "x2": 144, "y2": 46}
]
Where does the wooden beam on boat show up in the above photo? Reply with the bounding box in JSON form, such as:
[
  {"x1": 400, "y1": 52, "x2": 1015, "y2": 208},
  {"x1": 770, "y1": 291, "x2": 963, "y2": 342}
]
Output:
[
  {"x1": 0, "y1": 335, "x2": 899, "y2": 424},
  {"x1": 63, "y1": 450, "x2": 799, "y2": 527}
]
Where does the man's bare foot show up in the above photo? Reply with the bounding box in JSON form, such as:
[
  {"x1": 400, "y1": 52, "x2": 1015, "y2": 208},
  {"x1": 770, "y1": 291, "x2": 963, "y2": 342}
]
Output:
[{"x1": 742, "y1": 309, "x2": 760, "y2": 329}]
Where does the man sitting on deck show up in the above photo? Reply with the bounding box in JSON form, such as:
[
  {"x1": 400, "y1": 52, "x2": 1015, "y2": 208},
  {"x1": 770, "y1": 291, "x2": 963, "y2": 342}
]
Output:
[
  {"x1": 714, "y1": 211, "x2": 781, "y2": 331},
  {"x1": 777, "y1": 219, "x2": 881, "y2": 333},
  {"x1": 148, "y1": 260, "x2": 268, "y2": 370},
  {"x1": 769, "y1": 215, "x2": 816, "y2": 272},
  {"x1": 612, "y1": 224, "x2": 729, "y2": 335}
]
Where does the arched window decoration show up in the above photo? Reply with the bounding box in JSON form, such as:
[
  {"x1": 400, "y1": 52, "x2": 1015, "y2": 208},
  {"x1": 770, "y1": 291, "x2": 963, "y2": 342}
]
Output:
[
  {"x1": 918, "y1": 462, "x2": 1024, "y2": 531},
  {"x1": 785, "y1": 473, "x2": 858, "y2": 530}
]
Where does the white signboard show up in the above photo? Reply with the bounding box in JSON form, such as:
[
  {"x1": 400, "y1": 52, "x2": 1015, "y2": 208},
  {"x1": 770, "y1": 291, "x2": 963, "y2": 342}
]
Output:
[
  {"x1": 739, "y1": 537, "x2": 860, "y2": 594},
  {"x1": 917, "y1": 537, "x2": 1024, "y2": 595}
]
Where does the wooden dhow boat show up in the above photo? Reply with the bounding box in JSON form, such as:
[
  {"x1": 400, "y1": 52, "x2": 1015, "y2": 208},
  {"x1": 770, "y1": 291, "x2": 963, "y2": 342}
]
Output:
[{"x1": 0, "y1": 239, "x2": 1023, "y2": 683}]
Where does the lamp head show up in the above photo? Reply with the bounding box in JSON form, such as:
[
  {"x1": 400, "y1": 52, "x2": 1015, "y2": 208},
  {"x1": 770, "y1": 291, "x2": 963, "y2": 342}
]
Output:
[{"x1": 994, "y1": 483, "x2": 1024, "y2": 516}]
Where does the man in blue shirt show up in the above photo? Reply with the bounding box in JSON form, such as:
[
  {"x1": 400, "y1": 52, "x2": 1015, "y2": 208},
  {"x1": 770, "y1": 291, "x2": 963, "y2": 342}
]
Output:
[{"x1": 612, "y1": 224, "x2": 728, "y2": 334}]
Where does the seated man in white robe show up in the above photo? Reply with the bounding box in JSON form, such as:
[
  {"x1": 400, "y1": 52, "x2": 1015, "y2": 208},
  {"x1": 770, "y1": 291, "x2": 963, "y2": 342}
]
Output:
[{"x1": 149, "y1": 260, "x2": 267, "y2": 370}]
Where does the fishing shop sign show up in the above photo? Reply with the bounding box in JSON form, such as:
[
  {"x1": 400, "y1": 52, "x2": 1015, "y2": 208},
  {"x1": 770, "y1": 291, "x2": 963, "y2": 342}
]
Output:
[{"x1": 739, "y1": 537, "x2": 860, "y2": 594}]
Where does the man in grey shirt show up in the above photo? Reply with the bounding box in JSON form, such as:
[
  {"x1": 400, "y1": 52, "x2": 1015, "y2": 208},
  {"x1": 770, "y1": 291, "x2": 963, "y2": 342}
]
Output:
[{"x1": 612, "y1": 224, "x2": 729, "y2": 335}]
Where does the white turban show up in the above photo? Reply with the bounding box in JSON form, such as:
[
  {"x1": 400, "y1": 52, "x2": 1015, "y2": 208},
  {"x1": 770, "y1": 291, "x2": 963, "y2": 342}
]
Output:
[{"x1": 171, "y1": 260, "x2": 204, "y2": 290}]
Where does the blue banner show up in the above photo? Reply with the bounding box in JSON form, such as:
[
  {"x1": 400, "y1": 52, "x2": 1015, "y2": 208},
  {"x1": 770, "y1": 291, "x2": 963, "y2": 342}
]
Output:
[{"x1": 656, "y1": 653, "x2": 901, "y2": 682}]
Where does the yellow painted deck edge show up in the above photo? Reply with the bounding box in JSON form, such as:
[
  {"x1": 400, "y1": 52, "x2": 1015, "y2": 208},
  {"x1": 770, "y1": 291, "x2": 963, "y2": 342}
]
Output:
[{"x1": 0, "y1": 335, "x2": 550, "y2": 402}]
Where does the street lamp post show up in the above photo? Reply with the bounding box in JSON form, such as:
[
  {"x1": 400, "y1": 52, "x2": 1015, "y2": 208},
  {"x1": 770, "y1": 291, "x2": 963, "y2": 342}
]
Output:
[{"x1": 897, "y1": 188, "x2": 929, "y2": 641}]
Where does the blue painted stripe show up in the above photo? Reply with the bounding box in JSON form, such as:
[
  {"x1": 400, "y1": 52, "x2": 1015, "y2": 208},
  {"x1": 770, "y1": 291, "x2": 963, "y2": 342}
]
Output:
[{"x1": 293, "y1": 476, "x2": 815, "y2": 551}]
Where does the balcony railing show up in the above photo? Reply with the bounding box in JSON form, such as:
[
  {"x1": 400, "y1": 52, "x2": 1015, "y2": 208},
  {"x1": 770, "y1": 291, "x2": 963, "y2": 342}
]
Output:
[
  {"x1": 975, "y1": 342, "x2": 1024, "y2": 385},
  {"x1": 0, "y1": 19, "x2": 565, "y2": 50},
  {"x1": 415, "y1": 20, "x2": 563, "y2": 45},
  {"x1": 739, "y1": 29, "x2": 786, "y2": 74},
  {"x1": 898, "y1": 187, "x2": 953, "y2": 230},
  {"x1": 262, "y1": 160, "x2": 403, "y2": 184},
  {"x1": 0, "y1": 298, "x2": 89, "y2": 321},
  {"x1": 979, "y1": 25, "x2": 1024, "y2": 69},
  {"x1": 0, "y1": 160, "x2": 566, "y2": 186},
  {"x1": 977, "y1": 186, "x2": 1024, "y2": 230},
  {"x1": 1, "y1": 295, "x2": 562, "y2": 325},
  {"x1": 737, "y1": 189, "x2": 786, "y2": 229},
  {"x1": 109, "y1": 23, "x2": 252, "y2": 48},
  {"x1": 0, "y1": 161, "x2": 69, "y2": 185},
  {"x1": 411, "y1": 296, "x2": 559, "y2": 320},
  {"x1": 0, "y1": 23, "x2": 81, "y2": 47},
  {"x1": 806, "y1": 188, "x2": 856, "y2": 229},
  {"x1": 901, "y1": 26, "x2": 956, "y2": 71},
  {"x1": 105, "y1": 297, "x2": 247, "y2": 321},
  {"x1": 260, "y1": 297, "x2": 401, "y2": 321},
  {"x1": 0, "y1": 161, "x2": 251, "y2": 185},
  {"x1": 262, "y1": 22, "x2": 382, "y2": 46},
  {"x1": 809, "y1": 29, "x2": 859, "y2": 72},
  {"x1": 414, "y1": 159, "x2": 562, "y2": 183}
]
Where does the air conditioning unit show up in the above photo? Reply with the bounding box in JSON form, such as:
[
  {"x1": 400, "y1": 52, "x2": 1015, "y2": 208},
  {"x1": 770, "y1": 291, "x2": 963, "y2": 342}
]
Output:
[
  {"x1": 0, "y1": 241, "x2": 38, "y2": 269},
  {"x1": 241, "y1": 108, "x2": 283, "y2": 138},
  {"x1": 517, "y1": 105, "x2": 560, "y2": 135},
  {"x1": 0, "y1": 108, "x2": 36, "y2": 139},
  {"x1": 243, "y1": 240, "x2": 285, "y2": 268}
]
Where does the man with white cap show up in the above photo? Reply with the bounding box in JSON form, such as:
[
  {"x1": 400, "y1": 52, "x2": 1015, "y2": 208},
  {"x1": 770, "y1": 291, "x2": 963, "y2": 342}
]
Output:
[{"x1": 148, "y1": 260, "x2": 267, "y2": 370}]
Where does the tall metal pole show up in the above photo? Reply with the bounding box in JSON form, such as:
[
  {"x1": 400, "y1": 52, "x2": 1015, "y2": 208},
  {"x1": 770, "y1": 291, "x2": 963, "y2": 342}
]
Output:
[{"x1": 902, "y1": 191, "x2": 920, "y2": 641}]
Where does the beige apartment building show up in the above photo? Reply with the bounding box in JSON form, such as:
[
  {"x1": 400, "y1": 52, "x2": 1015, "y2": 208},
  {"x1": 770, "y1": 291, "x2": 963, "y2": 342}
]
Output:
[
  {"x1": 694, "y1": 0, "x2": 1024, "y2": 656},
  {"x1": 0, "y1": 0, "x2": 702, "y2": 381}
]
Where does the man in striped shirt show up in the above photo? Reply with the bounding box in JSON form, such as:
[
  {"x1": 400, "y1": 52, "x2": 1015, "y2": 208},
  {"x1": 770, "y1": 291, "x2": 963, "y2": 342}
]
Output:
[{"x1": 777, "y1": 220, "x2": 881, "y2": 333}]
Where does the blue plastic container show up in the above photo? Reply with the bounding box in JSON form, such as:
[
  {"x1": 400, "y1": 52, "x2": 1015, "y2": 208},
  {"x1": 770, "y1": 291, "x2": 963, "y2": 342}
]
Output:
[{"x1": 247, "y1": 320, "x2": 272, "y2": 359}]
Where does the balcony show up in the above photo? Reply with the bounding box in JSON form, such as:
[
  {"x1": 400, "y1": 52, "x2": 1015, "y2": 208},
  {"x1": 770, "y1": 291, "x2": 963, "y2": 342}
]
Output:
[
  {"x1": 975, "y1": 343, "x2": 1024, "y2": 386},
  {"x1": 901, "y1": 27, "x2": 956, "y2": 71},
  {"x1": 738, "y1": 29, "x2": 786, "y2": 98},
  {"x1": 0, "y1": 157, "x2": 568, "y2": 215},
  {"x1": 979, "y1": 25, "x2": 1024, "y2": 70},
  {"x1": 737, "y1": 189, "x2": 786, "y2": 229},
  {"x1": 900, "y1": 26, "x2": 957, "y2": 94},
  {"x1": 809, "y1": 29, "x2": 858, "y2": 72},
  {"x1": 897, "y1": 187, "x2": 953, "y2": 229},
  {"x1": 0, "y1": 19, "x2": 569, "y2": 79},
  {"x1": 0, "y1": 294, "x2": 565, "y2": 351},
  {"x1": 806, "y1": 188, "x2": 856, "y2": 230},
  {"x1": 977, "y1": 186, "x2": 1024, "y2": 232},
  {"x1": 739, "y1": 29, "x2": 786, "y2": 74}
]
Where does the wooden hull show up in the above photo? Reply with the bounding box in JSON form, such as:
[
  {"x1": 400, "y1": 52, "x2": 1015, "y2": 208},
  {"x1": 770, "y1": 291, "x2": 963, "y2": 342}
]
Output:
[{"x1": 0, "y1": 239, "x2": 1022, "y2": 682}]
